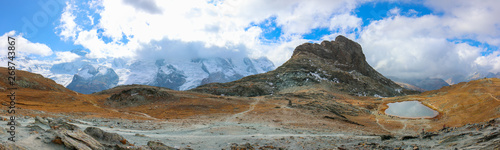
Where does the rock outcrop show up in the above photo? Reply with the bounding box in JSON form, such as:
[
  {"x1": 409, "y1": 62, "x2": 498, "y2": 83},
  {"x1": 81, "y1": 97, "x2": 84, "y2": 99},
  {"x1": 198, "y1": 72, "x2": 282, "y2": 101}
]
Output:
[
  {"x1": 104, "y1": 86, "x2": 173, "y2": 107},
  {"x1": 192, "y1": 35, "x2": 412, "y2": 97},
  {"x1": 84, "y1": 127, "x2": 127, "y2": 146}
]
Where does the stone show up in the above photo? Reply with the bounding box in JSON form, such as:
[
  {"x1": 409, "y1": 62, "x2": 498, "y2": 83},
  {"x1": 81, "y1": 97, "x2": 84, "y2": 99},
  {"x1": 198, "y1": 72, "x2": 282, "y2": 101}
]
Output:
[
  {"x1": 84, "y1": 127, "x2": 127, "y2": 145},
  {"x1": 35, "y1": 116, "x2": 49, "y2": 125},
  {"x1": 147, "y1": 141, "x2": 178, "y2": 150},
  {"x1": 55, "y1": 129, "x2": 105, "y2": 150},
  {"x1": 0, "y1": 142, "x2": 27, "y2": 150}
]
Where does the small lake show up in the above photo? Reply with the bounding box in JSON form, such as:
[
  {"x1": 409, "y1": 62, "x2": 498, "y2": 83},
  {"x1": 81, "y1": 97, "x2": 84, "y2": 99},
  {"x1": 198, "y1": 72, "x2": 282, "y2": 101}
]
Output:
[{"x1": 385, "y1": 101, "x2": 438, "y2": 118}]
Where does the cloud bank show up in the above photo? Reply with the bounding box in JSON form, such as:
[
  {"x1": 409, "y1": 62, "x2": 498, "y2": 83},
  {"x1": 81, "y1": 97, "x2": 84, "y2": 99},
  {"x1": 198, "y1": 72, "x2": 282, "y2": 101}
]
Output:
[{"x1": 44, "y1": 0, "x2": 500, "y2": 79}]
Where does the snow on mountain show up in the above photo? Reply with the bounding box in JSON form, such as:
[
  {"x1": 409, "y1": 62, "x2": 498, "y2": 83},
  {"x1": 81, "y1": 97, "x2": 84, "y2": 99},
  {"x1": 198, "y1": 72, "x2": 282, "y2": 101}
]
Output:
[
  {"x1": 49, "y1": 58, "x2": 93, "y2": 74},
  {"x1": 0, "y1": 51, "x2": 275, "y2": 93},
  {"x1": 124, "y1": 60, "x2": 158, "y2": 85},
  {"x1": 122, "y1": 57, "x2": 275, "y2": 90},
  {"x1": 249, "y1": 57, "x2": 275, "y2": 74}
]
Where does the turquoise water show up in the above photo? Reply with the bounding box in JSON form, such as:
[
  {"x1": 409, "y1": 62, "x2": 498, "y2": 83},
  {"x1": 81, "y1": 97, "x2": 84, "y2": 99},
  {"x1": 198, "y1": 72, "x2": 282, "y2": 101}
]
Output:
[{"x1": 385, "y1": 101, "x2": 438, "y2": 118}]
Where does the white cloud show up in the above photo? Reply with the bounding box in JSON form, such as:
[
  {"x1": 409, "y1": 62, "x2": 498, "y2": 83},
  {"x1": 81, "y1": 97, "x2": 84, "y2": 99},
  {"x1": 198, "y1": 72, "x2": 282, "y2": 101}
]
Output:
[
  {"x1": 0, "y1": 31, "x2": 53, "y2": 57},
  {"x1": 74, "y1": 29, "x2": 135, "y2": 58},
  {"x1": 424, "y1": 0, "x2": 500, "y2": 46},
  {"x1": 475, "y1": 51, "x2": 500, "y2": 73},
  {"x1": 55, "y1": 51, "x2": 81, "y2": 63},
  {"x1": 56, "y1": 2, "x2": 81, "y2": 41},
  {"x1": 359, "y1": 12, "x2": 500, "y2": 79},
  {"x1": 54, "y1": 0, "x2": 499, "y2": 80},
  {"x1": 329, "y1": 13, "x2": 362, "y2": 33},
  {"x1": 56, "y1": 0, "x2": 365, "y2": 66},
  {"x1": 389, "y1": 7, "x2": 400, "y2": 15}
]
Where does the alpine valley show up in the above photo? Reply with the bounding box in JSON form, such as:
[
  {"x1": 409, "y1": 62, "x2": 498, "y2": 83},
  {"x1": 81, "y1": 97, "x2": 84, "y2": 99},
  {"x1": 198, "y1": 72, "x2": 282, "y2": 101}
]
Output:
[{"x1": 0, "y1": 36, "x2": 498, "y2": 150}]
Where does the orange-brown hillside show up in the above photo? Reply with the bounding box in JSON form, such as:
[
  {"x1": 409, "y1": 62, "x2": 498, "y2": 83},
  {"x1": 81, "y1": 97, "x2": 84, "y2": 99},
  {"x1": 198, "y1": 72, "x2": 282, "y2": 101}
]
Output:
[
  {"x1": 0, "y1": 67, "x2": 253, "y2": 120},
  {"x1": 421, "y1": 78, "x2": 500, "y2": 126},
  {"x1": 377, "y1": 78, "x2": 500, "y2": 132}
]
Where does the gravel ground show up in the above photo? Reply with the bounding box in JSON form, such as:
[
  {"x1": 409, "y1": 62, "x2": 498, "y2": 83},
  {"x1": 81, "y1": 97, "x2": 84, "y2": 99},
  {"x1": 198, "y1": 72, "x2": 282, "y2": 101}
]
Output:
[{"x1": 0, "y1": 115, "x2": 498, "y2": 150}]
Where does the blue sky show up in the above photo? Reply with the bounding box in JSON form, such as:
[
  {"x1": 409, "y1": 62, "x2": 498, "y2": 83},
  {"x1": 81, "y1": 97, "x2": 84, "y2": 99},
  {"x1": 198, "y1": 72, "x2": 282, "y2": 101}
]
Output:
[{"x1": 1, "y1": 0, "x2": 499, "y2": 79}]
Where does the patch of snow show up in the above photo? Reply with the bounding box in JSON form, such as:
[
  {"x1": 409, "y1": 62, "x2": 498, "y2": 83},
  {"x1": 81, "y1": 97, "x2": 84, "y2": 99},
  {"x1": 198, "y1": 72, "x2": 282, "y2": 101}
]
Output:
[
  {"x1": 170, "y1": 60, "x2": 208, "y2": 90},
  {"x1": 77, "y1": 68, "x2": 94, "y2": 79},
  {"x1": 374, "y1": 94, "x2": 385, "y2": 98},
  {"x1": 159, "y1": 65, "x2": 174, "y2": 75},
  {"x1": 309, "y1": 72, "x2": 328, "y2": 81},
  {"x1": 115, "y1": 68, "x2": 131, "y2": 85},
  {"x1": 97, "y1": 67, "x2": 108, "y2": 75},
  {"x1": 48, "y1": 74, "x2": 74, "y2": 87},
  {"x1": 332, "y1": 78, "x2": 340, "y2": 83},
  {"x1": 124, "y1": 60, "x2": 157, "y2": 85}
]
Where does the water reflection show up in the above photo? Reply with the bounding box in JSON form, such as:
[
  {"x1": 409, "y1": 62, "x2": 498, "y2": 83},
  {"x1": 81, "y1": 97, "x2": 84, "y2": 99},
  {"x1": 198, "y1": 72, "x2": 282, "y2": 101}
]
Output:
[{"x1": 385, "y1": 101, "x2": 438, "y2": 118}]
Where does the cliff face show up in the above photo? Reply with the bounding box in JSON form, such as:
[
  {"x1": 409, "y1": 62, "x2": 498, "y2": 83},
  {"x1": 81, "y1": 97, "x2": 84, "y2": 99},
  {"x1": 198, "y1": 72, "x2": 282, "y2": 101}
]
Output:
[{"x1": 191, "y1": 35, "x2": 412, "y2": 97}]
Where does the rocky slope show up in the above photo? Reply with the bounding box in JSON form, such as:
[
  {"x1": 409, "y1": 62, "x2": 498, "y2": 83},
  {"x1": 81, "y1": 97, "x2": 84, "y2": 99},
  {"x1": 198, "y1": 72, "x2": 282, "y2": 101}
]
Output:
[
  {"x1": 0, "y1": 68, "x2": 71, "y2": 93},
  {"x1": 192, "y1": 35, "x2": 412, "y2": 97}
]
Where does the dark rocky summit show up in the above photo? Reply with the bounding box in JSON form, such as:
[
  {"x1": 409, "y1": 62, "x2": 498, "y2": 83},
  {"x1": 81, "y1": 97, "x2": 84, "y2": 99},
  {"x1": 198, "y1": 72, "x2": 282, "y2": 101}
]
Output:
[{"x1": 191, "y1": 35, "x2": 413, "y2": 97}]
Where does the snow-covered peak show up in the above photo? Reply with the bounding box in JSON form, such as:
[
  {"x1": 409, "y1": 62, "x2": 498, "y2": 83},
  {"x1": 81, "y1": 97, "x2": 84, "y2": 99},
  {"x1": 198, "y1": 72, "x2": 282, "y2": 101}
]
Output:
[
  {"x1": 97, "y1": 66, "x2": 109, "y2": 75},
  {"x1": 76, "y1": 65, "x2": 97, "y2": 80}
]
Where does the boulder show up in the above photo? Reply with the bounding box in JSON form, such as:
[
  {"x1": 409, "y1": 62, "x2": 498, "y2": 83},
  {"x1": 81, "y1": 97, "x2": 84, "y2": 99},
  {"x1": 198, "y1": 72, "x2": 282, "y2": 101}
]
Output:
[
  {"x1": 84, "y1": 127, "x2": 127, "y2": 145},
  {"x1": 55, "y1": 129, "x2": 105, "y2": 150},
  {"x1": 147, "y1": 141, "x2": 178, "y2": 150}
]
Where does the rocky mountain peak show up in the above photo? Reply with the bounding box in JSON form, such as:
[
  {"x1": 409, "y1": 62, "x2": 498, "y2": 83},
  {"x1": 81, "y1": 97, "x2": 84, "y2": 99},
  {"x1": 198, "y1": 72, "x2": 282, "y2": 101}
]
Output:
[
  {"x1": 192, "y1": 35, "x2": 413, "y2": 97},
  {"x1": 291, "y1": 35, "x2": 369, "y2": 76}
]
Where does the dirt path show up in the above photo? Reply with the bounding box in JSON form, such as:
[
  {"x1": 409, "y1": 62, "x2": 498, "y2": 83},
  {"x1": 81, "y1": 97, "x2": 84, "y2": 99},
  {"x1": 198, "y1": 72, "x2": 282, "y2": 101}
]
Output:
[
  {"x1": 128, "y1": 111, "x2": 159, "y2": 120},
  {"x1": 374, "y1": 114, "x2": 393, "y2": 134},
  {"x1": 487, "y1": 93, "x2": 499, "y2": 102},
  {"x1": 225, "y1": 98, "x2": 260, "y2": 123},
  {"x1": 397, "y1": 120, "x2": 407, "y2": 134}
]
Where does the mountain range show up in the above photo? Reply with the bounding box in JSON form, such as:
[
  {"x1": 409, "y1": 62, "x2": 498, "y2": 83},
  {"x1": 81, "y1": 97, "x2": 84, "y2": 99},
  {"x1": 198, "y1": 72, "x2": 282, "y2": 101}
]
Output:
[
  {"x1": 7, "y1": 49, "x2": 275, "y2": 94},
  {"x1": 3, "y1": 42, "x2": 499, "y2": 94}
]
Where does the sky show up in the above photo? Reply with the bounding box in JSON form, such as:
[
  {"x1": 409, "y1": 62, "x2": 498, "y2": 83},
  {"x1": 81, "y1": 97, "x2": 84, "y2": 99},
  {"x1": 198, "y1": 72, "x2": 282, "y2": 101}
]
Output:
[{"x1": 0, "y1": 0, "x2": 499, "y2": 79}]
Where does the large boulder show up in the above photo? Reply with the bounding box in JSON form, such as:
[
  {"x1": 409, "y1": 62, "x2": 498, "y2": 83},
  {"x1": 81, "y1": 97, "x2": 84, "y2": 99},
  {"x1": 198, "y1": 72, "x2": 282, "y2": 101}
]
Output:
[{"x1": 84, "y1": 127, "x2": 127, "y2": 146}]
